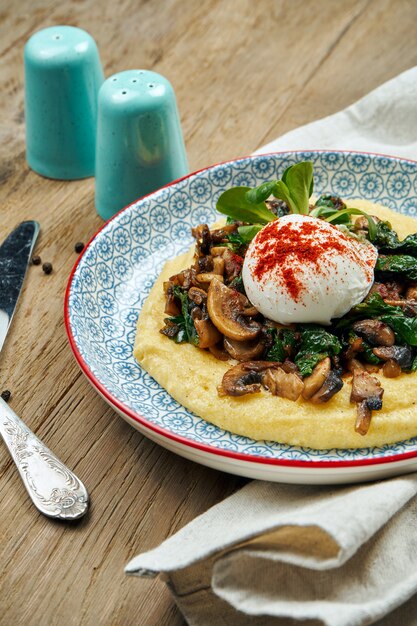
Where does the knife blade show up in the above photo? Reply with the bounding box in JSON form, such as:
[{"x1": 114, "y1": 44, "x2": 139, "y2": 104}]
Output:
[
  {"x1": 0, "y1": 220, "x2": 89, "y2": 519},
  {"x1": 0, "y1": 221, "x2": 39, "y2": 353}
]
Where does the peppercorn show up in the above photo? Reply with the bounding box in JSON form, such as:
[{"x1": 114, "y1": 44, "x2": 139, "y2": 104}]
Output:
[
  {"x1": 1, "y1": 390, "x2": 11, "y2": 402},
  {"x1": 42, "y1": 262, "x2": 53, "y2": 275},
  {"x1": 74, "y1": 241, "x2": 85, "y2": 253},
  {"x1": 32, "y1": 255, "x2": 41, "y2": 266}
]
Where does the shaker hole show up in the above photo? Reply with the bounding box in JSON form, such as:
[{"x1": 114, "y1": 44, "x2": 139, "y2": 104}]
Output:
[
  {"x1": 112, "y1": 78, "x2": 118, "y2": 82},
  {"x1": 148, "y1": 83, "x2": 155, "y2": 88},
  {"x1": 53, "y1": 34, "x2": 61, "y2": 40},
  {"x1": 122, "y1": 90, "x2": 127, "y2": 94},
  {"x1": 132, "y1": 79, "x2": 137, "y2": 83}
]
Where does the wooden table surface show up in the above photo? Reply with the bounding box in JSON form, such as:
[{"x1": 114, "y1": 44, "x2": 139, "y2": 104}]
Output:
[{"x1": 1, "y1": 0, "x2": 417, "y2": 624}]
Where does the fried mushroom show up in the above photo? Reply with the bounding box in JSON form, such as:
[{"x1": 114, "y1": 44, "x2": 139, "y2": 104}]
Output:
[
  {"x1": 263, "y1": 367, "x2": 304, "y2": 401},
  {"x1": 223, "y1": 336, "x2": 266, "y2": 361},
  {"x1": 372, "y1": 345, "x2": 413, "y2": 369},
  {"x1": 352, "y1": 319, "x2": 395, "y2": 347},
  {"x1": 302, "y1": 357, "x2": 331, "y2": 400},
  {"x1": 310, "y1": 369, "x2": 343, "y2": 404},
  {"x1": 350, "y1": 370, "x2": 384, "y2": 435},
  {"x1": 218, "y1": 361, "x2": 278, "y2": 397},
  {"x1": 207, "y1": 278, "x2": 261, "y2": 341}
]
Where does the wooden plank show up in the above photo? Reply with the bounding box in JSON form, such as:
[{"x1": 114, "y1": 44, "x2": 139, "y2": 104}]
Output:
[{"x1": 0, "y1": 0, "x2": 416, "y2": 624}]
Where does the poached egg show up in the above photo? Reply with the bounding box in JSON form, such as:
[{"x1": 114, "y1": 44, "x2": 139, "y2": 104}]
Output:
[{"x1": 242, "y1": 214, "x2": 377, "y2": 325}]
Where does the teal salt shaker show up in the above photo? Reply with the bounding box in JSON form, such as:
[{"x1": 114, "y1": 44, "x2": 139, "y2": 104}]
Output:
[
  {"x1": 24, "y1": 26, "x2": 104, "y2": 179},
  {"x1": 95, "y1": 70, "x2": 189, "y2": 220}
]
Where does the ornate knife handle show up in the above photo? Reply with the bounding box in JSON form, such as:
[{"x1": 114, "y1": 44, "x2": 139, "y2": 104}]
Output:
[{"x1": 0, "y1": 398, "x2": 89, "y2": 519}]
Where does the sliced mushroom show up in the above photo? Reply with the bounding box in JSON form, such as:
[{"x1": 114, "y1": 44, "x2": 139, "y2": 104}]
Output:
[
  {"x1": 355, "y1": 401, "x2": 372, "y2": 436},
  {"x1": 224, "y1": 336, "x2": 266, "y2": 361},
  {"x1": 383, "y1": 299, "x2": 417, "y2": 317},
  {"x1": 169, "y1": 267, "x2": 197, "y2": 289},
  {"x1": 195, "y1": 255, "x2": 214, "y2": 273},
  {"x1": 310, "y1": 369, "x2": 343, "y2": 404},
  {"x1": 345, "y1": 358, "x2": 365, "y2": 374},
  {"x1": 263, "y1": 367, "x2": 304, "y2": 401},
  {"x1": 188, "y1": 286, "x2": 207, "y2": 306},
  {"x1": 382, "y1": 359, "x2": 402, "y2": 378},
  {"x1": 208, "y1": 342, "x2": 230, "y2": 361},
  {"x1": 211, "y1": 246, "x2": 227, "y2": 256},
  {"x1": 352, "y1": 319, "x2": 395, "y2": 347},
  {"x1": 218, "y1": 361, "x2": 277, "y2": 397},
  {"x1": 372, "y1": 345, "x2": 413, "y2": 369},
  {"x1": 350, "y1": 370, "x2": 384, "y2": 435},
  {"x1": 194, "y1": 317, "x2": 222, "y2": 349},
  {"x1": 223, "y1": 249, "x2": 244, "y2": 282},
  {"x1": 211, "y1": 224, "x2": 238, "y2": 243},
  {"x1": 160, "y1": 318, "x2": 181, "y2": 339},
  {"x1": 207, "y1": 278, "x2": 261, "y2": 341},
  {"x1": 192, "y1": 223, "x2": 211, "y2": 256},
  {"x1": 163, "y1": 285, "x2": 181, "y2": 316},
  {"x1": 196, "y1": 272, "x2": 224, "y2": 284},
  {"x1": 212, "y1": 256, "x2": 225, "y2": 276},
  {"x1": 302, "y1": 357, "x2": 331, "y2": 400},
  {"x1": 406, "y1": 283, "x2": 417, "y2": 300},
  {"x1": 345, "y1": 335, "x2": 363, "y2": 360}
]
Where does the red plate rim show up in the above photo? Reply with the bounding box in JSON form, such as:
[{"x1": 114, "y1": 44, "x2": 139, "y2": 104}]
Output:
[{"x1": 64, "y1": 149, "x2": 417, "y2": 469}]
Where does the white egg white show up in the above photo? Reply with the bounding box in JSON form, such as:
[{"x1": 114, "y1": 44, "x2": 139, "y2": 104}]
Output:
[{"x1": 242, "y1": 214, "x2": 377, "y2": 325}]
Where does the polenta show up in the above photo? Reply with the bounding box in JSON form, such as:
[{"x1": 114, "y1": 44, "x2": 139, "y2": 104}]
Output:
[{"x1": 134, "y1": 199, "x2": 417, "y2": 449}]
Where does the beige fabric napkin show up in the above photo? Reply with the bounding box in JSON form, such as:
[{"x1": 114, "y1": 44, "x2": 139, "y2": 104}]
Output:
[{"x1": 126, "y1": 66, "x2": 417, "y2": 625}]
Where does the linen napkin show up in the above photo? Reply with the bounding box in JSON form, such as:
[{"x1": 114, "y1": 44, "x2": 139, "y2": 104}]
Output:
[{"x1": 126, "y1": 66, "x2": 417, "y2": 626}]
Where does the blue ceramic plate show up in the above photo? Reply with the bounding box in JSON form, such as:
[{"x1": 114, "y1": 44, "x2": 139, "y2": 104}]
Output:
[{"x1": 65, "y1": 151, "x2": 417, "y2": 484}]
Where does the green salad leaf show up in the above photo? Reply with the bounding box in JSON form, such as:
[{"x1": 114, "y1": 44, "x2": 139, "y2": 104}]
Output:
[
  {"x1": 216, "y1": 161, "x2": 314, "y2": 223},
  {"x1": 216, "y1": 187, "x2": 276, "y2": 224}
]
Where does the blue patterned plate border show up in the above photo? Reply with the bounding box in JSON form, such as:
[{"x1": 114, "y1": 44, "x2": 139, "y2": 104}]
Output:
[{"x1": 65, "y1": 151, "x2": 417, "y2": 470}]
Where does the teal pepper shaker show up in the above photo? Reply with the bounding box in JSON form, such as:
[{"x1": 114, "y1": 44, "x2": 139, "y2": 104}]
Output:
[
  {"x1": 24, "y1": 26, "x2": 104, "y2": 179},
  {"x1": 95, "y1": 70, "x2": 189, "y2": 221}
]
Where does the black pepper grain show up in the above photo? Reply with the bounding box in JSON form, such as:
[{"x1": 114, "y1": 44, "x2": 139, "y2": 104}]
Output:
[
  {"x1": 74, "y1": 241, "x2": 85, "y2": 253},
  {"x1": 1, "y1": 390, "x2": 11, "y2": 402},
  {"x1": 42, "y1": 262, "x2": 53, "y2": 275},
  {"x1": 32, "y1": 255, "x2": 41, "y2": 265}
]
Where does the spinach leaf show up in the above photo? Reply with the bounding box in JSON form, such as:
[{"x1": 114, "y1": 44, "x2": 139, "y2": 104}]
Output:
[
  {"x1": 294, "y1": 327, "x2": 341, "y2": 377},
  {"x1": 295, "y1": 352, "x2": 328, "y2": 377},
  {"x1": 373, "y1": 220, "x2": 400, "y2": 250},
  {"x1": 360, "y1": 340, "x2": 382, "y2": 364},
  {"x1": 394, "y1": 233, "x2": 417, "y2": 255},
  {"x1": 266, "y1": 328, "x2": 298, "y2": 362},
  {"x1": 373, "y1": 220, "x2": 417, "y2": 255},
  {"x1": 172, "y1": 286, "x2": 199, "y2": 346},
  {"x1": 216, "y1": 187, "x2": 277, "y2": 224},
  {"x1": 376, "y1": 255, "x2": 417, "y2": 280},
  {"x1": 411, "y1": 355, "x2": 417, "y2": 372},
  {"x1": 350, "y1": 293, "x2": 401, "y2": 317}
]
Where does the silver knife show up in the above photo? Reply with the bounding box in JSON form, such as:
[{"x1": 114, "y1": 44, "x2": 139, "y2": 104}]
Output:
[{"x1": 0, "y1": 222, "x2": 89, "y2": 520}]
